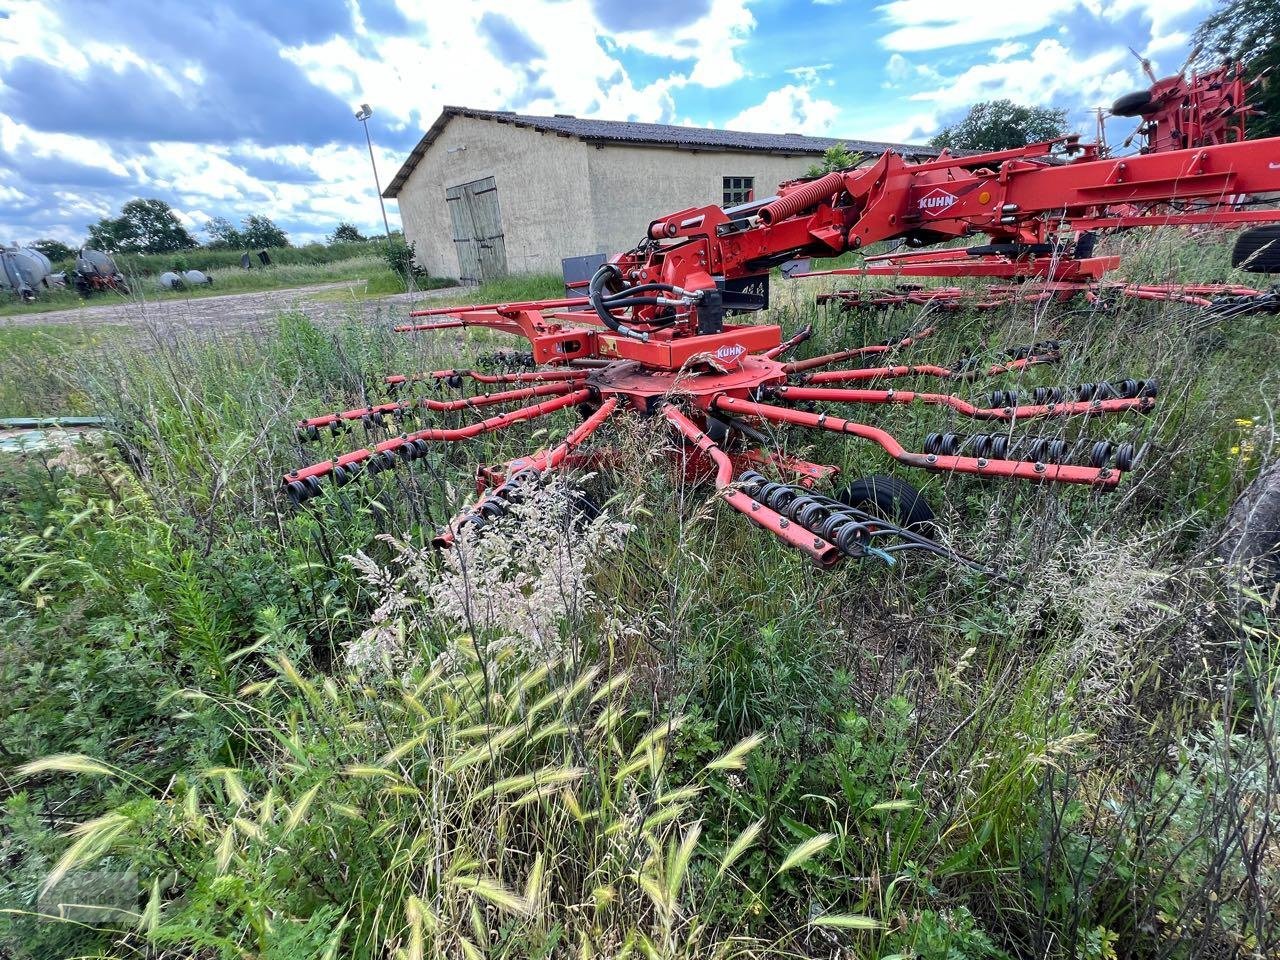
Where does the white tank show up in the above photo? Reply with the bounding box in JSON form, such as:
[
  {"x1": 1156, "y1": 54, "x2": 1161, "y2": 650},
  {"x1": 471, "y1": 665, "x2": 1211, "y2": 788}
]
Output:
[{"x1": 0, "y1": 247, "x2": 54, "y2": 299}]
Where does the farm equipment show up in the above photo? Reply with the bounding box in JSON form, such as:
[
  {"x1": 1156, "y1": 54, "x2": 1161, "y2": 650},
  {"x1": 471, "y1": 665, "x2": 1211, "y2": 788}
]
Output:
[
  {"x1": 73, "y1": 249, "x2": 130, "y2": 296},
  {"x1": 0, "y1": 246, "x2": 54, "y2": 300},
  {"x1": 281, "y1": 79, "x2": 1280, "y2": 570},
  {"x1": 815, "y1": 58, "x2": 1280, "y2": 308}
]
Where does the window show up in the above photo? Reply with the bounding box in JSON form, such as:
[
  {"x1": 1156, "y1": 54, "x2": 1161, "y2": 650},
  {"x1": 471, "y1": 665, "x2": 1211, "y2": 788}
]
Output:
[{"x1": 722, "y1": 176, "x2": 754, "y2": 207}]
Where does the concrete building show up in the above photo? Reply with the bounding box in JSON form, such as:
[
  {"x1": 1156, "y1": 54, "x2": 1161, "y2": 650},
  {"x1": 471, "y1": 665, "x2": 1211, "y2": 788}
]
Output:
[{"x1": 383, "y1": 108, "x2": 942, "y2": 283}]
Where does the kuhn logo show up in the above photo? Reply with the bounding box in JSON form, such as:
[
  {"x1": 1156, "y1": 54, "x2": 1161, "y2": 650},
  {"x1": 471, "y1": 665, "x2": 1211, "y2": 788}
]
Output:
[
  {"x1": 918, "y1": 188, "x2": 958, "y2": 217},
  {"x1": 715, "y1": 343, "x2": 747, "y2": 362}
]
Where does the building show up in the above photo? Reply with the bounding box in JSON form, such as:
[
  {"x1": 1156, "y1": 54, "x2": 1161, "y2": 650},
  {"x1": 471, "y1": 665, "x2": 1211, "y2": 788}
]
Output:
[{"x1": 383, "y1": 108, "x2": 942, "y2": 282}]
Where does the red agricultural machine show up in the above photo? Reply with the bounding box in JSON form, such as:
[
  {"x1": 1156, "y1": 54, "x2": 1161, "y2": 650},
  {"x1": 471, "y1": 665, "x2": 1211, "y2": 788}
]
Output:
[
  {"x1": 817, "y1": 58, "x2": 1280, "y2": 311},
  {"x1": 283, "y1": 63, "x2": 1280, "y2": 570}
]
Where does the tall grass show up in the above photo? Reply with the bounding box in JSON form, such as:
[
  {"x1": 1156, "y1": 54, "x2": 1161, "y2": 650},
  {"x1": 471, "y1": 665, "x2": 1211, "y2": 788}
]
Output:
[{"x1": 2, "y1": 230, "x2": 1279, "y2": 958}]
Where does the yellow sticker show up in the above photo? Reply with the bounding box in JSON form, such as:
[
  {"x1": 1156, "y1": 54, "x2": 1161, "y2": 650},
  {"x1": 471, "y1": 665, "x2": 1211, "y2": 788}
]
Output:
[{"x1": 978, "y1": 190, "x2": 991, "y2": 204}]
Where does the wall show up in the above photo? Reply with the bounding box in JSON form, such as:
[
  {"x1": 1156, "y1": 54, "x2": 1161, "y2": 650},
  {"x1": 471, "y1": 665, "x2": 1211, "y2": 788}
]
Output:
[
  {"x1": 396, "y1": 116, "x2": 822, "y2": 277},
  {"x1": 585, "y1": 146, "x2": 815, "y2": 257},
  {"x1": 396, "y1": 116, "x2": 593, "y2": 278}
]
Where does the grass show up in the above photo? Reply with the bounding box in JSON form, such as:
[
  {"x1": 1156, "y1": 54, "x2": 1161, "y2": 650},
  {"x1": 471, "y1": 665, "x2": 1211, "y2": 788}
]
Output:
[{"x1": 1, "y1": 232, "x2": 1278, "y2": 959}]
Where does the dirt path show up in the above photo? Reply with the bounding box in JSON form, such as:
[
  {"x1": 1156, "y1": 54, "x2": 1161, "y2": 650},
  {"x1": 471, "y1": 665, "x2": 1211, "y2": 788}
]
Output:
[{"x1": 0, "y1": 282, "x2": 464, "y2": 336}]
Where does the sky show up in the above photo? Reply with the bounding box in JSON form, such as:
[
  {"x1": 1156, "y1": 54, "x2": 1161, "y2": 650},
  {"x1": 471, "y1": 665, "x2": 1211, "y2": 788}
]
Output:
[{"x1": 0, "y1": 0, "x2": 1217, "y2": 247}]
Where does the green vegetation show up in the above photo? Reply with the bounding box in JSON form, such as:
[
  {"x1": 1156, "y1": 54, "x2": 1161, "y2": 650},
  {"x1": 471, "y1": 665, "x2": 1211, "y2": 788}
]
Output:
[
  {"x1": 87, "y1": 198, "x2": 199, "y2": 254},
  {"x1": 805, "y1": 143, "x2": 863, "y2": 177},
  {"x1": 203, "y1": 214, "x2": 290, "y2": 251},
  {"x1": 1, "y1": 231, "x2": 1278, "y2": 959},
  {"x1": 930, "y1": 100, "x2": 1070, "y2": 152}
]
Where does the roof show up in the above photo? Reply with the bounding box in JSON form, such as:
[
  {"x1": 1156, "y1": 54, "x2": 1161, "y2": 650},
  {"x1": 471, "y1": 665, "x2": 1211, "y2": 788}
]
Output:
[{"x1": 383, "y1": 106, "x2": 943, "y2": 198}]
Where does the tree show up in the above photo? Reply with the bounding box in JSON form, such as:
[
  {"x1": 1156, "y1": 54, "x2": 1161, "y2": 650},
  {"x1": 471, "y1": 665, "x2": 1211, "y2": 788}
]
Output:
[
  {"x1": 328, "y1": 222, "x2": 367, "y2": 244},
  {"x1": 27, "y1": 239, "x2": 76, "y2": 263},
  {"x1": 240, "y1": 215, "x2": 289, "y2": 250},
  {"x1": 1194, "y1": 0, "x2": 1279, "y2": 139},
  {"x1": 930, "y1": 100, "x2": 1070, "y2": 152},
  {"x1": 804, "y1": 143, "x2": 862, "y2": 178},
  {"x1": 204, "y1": 216, "x2": 243, "y2": 249},
  {"x1": 85, "y1": 198, "x2": 197, "y2": 254}
]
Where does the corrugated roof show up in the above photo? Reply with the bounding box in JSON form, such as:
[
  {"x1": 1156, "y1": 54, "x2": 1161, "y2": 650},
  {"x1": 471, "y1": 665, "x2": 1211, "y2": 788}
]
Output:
[{"x1": 383, "y1": 106, "x2": 942, "y2": 198}]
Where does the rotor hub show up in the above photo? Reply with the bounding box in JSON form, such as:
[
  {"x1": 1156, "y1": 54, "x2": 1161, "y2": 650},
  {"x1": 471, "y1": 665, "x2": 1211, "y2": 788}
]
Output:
[{"x1": 584, "y1": 356, "x2": 788, "y2": 409}]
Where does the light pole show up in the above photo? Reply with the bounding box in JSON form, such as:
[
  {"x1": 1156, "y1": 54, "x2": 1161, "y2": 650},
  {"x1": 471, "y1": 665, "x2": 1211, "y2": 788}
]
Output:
[{"x1": 355, "y1": 103, "x2": 392, "y2": 239}]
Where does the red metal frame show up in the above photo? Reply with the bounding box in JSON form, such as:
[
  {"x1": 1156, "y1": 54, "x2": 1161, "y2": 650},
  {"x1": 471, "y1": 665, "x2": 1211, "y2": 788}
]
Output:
[
  {"x1": 287, "y1": 318, "x2": 1153, "y2": 566},
  {"x1": 282, "y1": 72, "x2": 1280, "y2": 567}
]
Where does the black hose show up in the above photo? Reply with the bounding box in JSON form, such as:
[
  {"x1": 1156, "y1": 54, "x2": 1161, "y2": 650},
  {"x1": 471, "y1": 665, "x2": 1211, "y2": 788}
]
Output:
[
  {"x1": 589, "y1": 264, "x2": 650, "y2": 341},
  {"x1": 602, "y1": 282, "x2": 679, "y2": 300},
  {"x1": 594, "y1": 296, "x2": 670, "y2": 309}
]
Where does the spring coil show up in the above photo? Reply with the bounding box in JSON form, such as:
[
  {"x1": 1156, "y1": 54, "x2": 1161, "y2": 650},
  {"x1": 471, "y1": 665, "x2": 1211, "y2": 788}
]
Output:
[
  {"x1": 986, "y1": 376, "x2": 1157, "y2": 409},
  {"x1": 921, "y1": 432, "x2": 1143, "y2": 469},
  {"x1": 476, "y1": 350, "x2": 537, "y2": 371},
  {"x1": 738, "y1": 472, "x2": 872, "y2": 555},
  {"x1": 1005, "y1": 339, "x2": 1062, "y2": 360}
]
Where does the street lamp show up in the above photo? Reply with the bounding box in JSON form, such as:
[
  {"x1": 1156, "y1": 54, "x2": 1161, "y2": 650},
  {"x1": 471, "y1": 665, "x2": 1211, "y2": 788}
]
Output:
[{"x1": 355, "y1": 102, "x2": 392, "y2": 239}]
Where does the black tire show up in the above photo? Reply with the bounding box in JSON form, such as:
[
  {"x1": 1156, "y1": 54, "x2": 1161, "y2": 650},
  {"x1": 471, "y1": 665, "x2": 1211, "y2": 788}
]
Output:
[
  {"x1": 836, "y1": 474, "x2": 935, "y2": 530},
  {"x1": 1218, "y1": 460, "x2": 1280, "y2": 590},
  {"x1": 705, "y1": 415, "x2": 746, "y2": 451},
  {"x1": 1112, "y1": 90, "x2": 1154, "y2": 117},
  {"x1": 1231, "y1": 226, "x2": 1280, "y2": 274}
]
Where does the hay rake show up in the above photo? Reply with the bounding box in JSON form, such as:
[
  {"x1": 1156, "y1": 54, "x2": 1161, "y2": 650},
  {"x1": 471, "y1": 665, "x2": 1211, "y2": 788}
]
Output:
[
  {"x1": 284, "y1": 318, "x2": 1155, "y2": 570},
  {"x1": 281, "y1": 79, "x2": 1280, "y2": 570}
]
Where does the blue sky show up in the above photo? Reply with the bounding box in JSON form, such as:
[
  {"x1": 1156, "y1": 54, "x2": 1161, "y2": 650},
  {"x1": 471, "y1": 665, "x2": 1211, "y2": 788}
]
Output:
[{"x1": 0, "y1": 0, "x2": 1215, "y2": 246}]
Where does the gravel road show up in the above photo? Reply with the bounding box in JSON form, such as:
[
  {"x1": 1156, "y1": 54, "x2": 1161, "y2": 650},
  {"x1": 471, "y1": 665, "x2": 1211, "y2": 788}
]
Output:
[{"x1": 1, "y1": 282, "x2": 464, "y2": 337}]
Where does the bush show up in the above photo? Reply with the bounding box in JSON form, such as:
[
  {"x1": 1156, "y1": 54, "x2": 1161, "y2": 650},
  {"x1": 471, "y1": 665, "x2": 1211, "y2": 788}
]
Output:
[{"x1": 380, "y1": 235, "x2": 427, "y2": 284}]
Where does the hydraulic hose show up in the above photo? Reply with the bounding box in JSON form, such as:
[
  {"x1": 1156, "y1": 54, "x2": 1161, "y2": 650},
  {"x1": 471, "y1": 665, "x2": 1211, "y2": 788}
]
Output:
[{"x1": 589, "y1": 263, "x2": 651, "y2": 341}]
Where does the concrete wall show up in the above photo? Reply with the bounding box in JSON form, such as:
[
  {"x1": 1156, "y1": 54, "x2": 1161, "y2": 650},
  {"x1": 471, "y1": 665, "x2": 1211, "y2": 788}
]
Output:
[
  {"x1": 585, "y1": 146, "x2": 814, "y2": 256},
  {"x1": 396, "y1": 115, "x2": 819, "y2": 277},
  {"x1": 396, "y1": 116, "x2": 593, "y2": 278}
]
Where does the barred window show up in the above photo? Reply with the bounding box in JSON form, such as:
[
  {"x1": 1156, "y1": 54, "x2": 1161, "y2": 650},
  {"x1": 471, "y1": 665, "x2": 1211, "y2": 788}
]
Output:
[{"x1": 722, "y1": 176, "x2": 754, "y2": 207}]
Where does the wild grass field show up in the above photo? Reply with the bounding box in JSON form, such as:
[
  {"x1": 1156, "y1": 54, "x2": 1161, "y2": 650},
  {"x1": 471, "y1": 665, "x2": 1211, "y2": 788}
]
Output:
[
  {"x1": 0, "y1": 229, "x2": 1277, "y2": 960},
  {"x1": 0, "y1": 241, "x2": 456, "y2": 319}
]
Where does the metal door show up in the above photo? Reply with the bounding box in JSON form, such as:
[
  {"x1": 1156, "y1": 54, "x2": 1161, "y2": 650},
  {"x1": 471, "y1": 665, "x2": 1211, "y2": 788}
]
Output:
[{"x1": 445, "y1": 176, "x2": 507, "y2": 285}]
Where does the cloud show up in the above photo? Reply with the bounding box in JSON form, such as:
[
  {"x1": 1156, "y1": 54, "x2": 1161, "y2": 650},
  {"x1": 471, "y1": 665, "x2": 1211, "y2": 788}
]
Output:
[
  {"x1": 589, "y1": 0, "x2": 756, "y2": 87},
  {"x1": 876, "y1": 0, "x2": 1082, "y2": 51},
  {"x1": 0, "y1": 1, "x2": 358, "y2": 148},
  {"x1": 909, "y1": 39, "x2": 1136, "y2": 113},
  {"x1": 590, "y1": 0, "x2": 713, "y2": 32},
  {"x1": 727, "y1": 84, "x2": 840, "y2": 134},
  {"x1": 884, "y1": 53, "x2": 912, "y2": 85},
  {"x1": 477, "y1": 12, "x2": 546, "y2": 64}
]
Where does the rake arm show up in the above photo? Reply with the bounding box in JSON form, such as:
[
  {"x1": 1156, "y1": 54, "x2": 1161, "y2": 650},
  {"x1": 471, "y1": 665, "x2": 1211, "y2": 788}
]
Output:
[
  {"x1": 296, "y1": 381, "x2": 580, "y2": 440},
  {"x1": 662, "y1": 404, "x2": 842, "y2": 568},
  {"x1": 387, "y1": 368, "x2": 593, "y2": 391},
  {"x1": 712, "y1": 396, "x2": 1123, "y2": 488},
  {"x1": 282, "y1": 388, "x2": 595, "y2": 503},
  {"x1": 770, "y1": 383, "x2": 1155, "y2": 422},
  {"x1": 781, "y1": 326, "x2": 937, "y2": 374},
  {"x1": 801, "y1": 350, "x2": 1058, "y2": 385},
  {"x1": 436, "y1": 398, "x2": 620, "y2": 546},
  {"x1": 762, "y1": 324, "x2": 814, "y2": 360}
]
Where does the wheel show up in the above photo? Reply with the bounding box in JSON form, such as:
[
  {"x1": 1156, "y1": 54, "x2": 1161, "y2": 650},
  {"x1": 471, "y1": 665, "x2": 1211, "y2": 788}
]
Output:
[
  {"x1": 1111, "y1": 89, "x2": 1154, "y2": 117},
  {"x1": 1218, "y1": 460, "x2": 1280, "y2": 590},
  {"x1": 1232, "y1": 226, "x2": 1280, "y2": 274},
  {"x1": 836, "y1": 474, "x2": 935, "y2": 530},
  {"x1": 704, "y1": 415, "x2": 746, "y2": 451}
]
